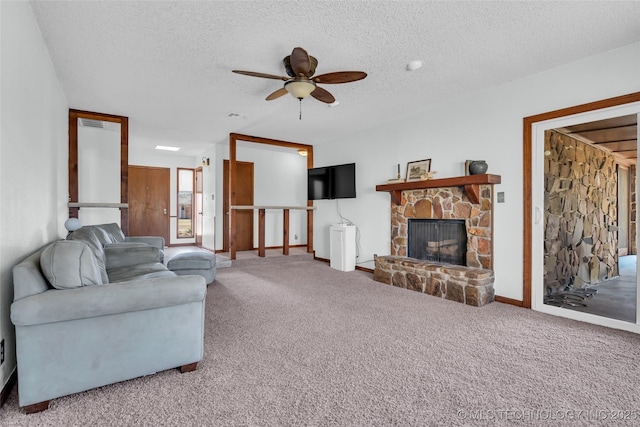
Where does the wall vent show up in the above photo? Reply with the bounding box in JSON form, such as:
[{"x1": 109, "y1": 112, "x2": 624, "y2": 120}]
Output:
[{"x1": 80, "y1": 118, "x2": 105, "y2": 129}]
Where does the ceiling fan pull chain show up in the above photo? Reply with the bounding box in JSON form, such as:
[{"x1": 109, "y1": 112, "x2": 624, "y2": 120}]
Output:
[{"x1": 299, "y1": 99, "x2": 302, "y2": 120}]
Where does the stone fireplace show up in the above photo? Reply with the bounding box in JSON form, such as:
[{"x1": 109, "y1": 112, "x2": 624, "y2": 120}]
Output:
[{"x1": 374, "y1": 175, "x2": 500, "y2": 307}]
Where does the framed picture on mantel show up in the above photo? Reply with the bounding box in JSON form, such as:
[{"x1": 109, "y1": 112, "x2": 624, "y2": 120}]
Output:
[{"x1": 406, "y1": 158, "x2": 431, "y2": 182}]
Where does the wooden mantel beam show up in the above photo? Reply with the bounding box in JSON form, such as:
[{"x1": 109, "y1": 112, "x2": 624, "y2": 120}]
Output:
[{"x1": 376, "y1": 174, "x2": 501, "y2": 205}]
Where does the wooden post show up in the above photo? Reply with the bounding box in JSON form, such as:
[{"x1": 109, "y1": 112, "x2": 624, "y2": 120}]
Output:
[
  {"x1": 307, "y1": 151, "x2": 314, "y2": 253},
  {"x1": 229, "y1": 135, "x2": 237, "y2": 260},
  {"x1": 283, "y1": 209, "x2": 290, "y2": 255},
  {"x1": 258, "y1": 208, "x2": 266, "y2": 257}
]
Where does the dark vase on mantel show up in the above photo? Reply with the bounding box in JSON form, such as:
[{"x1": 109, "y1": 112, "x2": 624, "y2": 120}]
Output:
[{"x1": 469, "y1": 160, "x2": 488, "y2": 175}]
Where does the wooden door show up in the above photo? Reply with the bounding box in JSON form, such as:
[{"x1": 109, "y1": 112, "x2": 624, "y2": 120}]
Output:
[
  {"x1": 195, "y1": 167, "x2": 203, "y2": 247},
  {"x1": 223, "y1": 160, "x2": 254, "y2": 251},
  {"x1": 129, "y1": 166, "x2": 170, "y2": 244}
]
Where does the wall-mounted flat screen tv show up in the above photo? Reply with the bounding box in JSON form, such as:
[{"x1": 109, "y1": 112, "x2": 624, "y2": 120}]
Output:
[{"x1": 307, "y1": 163, "x2": 356, "y2": 200}]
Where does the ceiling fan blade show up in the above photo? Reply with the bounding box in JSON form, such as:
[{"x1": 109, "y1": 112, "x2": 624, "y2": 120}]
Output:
[
  {"x1": 265, "y1": 87, "x2": 288, "y2": 101},
  {"x1": 310, "y1": 86, "x2": 335, "y2": 104},
  {"x1": 232, "y1": 70, "x2": 289, "y2": 81},
  {"x1": 313, "y1": 71, "x2": 367, "y2": 84},
  {"x1": 290, "y1": 47, "x2": 311, "y2": 77}
]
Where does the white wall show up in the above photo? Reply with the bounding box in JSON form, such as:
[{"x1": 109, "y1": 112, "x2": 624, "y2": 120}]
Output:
[
  {"x1": 0, "y1": 1, "x2": 68, "y2": 393},
  {"x1": 77, "y1": 125, "x2": 121, "y2": 225},
  {"x1": 198, "y1": 145, "x2": 217, "y2": 251},
  {"x1": 215, "y1": 142, "x2": 308, "y2": 250},
  {"x1": 314, "y1": 41, "x2": 640, "y2": 301},
  {"x1": 128, "y1": 147, "x2": 199, "y2": 245}
]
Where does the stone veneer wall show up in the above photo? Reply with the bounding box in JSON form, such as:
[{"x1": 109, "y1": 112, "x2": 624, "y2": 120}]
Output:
[
  {"x1": 374, "y1": 256, "x2": 495, "y2": 307},
  {"x1": 390, "y1": 186, "x2": 494, "y2": 269},
  {"x1": 544, "y1": 130, "x2": 618, "y2": 292}
]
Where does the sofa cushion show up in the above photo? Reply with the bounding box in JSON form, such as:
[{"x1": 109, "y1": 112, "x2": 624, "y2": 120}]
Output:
[
  {"x1": 90, "y1": 226, "x2": 114, "y2": 245},
  {"x1": 40, "y1": 241, "x2": 105, "y2": 289},
  {"x1": 96, "y1": 223, "x2": 126, "y2": 243},
  {"x1": 108, "y1": 262, "x2": 176, "y2": 283},
  {"x1": 68, "y1": 227, "x2": 109, "y2": 283}
]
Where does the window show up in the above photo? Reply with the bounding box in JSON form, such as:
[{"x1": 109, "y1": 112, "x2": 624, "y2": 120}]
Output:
[{"x1": 177, "y1": 168, "x2": 194, "y2": 238}]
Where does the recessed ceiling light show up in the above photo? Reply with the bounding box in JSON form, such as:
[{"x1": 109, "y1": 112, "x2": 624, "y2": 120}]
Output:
[
  {"x1": 406, "y1": 60, "x2": 423, "y2": 71},
  {"x1": 155, "y1": 145, "x2": 180, "y2": 151},
  {"x1": 328, "y1": 101, "x2": 340, "y2": 108}
]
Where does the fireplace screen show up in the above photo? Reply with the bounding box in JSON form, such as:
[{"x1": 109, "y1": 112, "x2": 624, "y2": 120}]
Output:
[{"x1": 408, "y1": 219, "x2": 467, "y2": 265}]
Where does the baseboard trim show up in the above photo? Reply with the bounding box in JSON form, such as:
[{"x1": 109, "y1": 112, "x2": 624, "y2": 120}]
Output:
[
  {"x1": 494, "y1": 296, "x2": 524, "y2": 307},
  {"x1": 313, "y1": 256, "x2": 373, "y2": 273},
  {"x1": 0, "y1": 368, "x2": 17, "y2": 409}
]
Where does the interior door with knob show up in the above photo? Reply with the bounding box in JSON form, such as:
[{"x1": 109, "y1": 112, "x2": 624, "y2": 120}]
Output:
[{"x1": 129, "y1": 165, "x2": 170, "y2": 245}]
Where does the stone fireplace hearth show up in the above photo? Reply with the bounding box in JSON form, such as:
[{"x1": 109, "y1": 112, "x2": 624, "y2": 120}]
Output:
[{"x1": 374, "y1": 174, "x2": 500, "y2": 307}]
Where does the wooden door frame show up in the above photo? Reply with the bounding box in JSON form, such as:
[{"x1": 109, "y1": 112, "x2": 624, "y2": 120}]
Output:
[
  {"x1": 176, "y1": 167, "x2": 195, "y2": 240},
  {"x1": 228, "y1": 133, "x2": 314, "y2": 260},
  {"x1": 522, "y1": 92, "x2": 640, "y2": 309},
  {"x1": 195, "y1": 167, "x2": 203, "y2": 247},
  {"x1": 69, "y1": 109, "x2": 129, "y2": 233},
  {"x1": 223, "y1": 159, "x2": 254, "y2": 252}
]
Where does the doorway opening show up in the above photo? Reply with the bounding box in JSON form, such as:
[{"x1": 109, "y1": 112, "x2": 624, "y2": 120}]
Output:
[
  {"x1": 68, "y1": 109, "x2": 129, "y2": 233},
  {"x1": 541, "y1": 122, "x2": 637, "y2": 323},
  {"x1": 177, "y1": 168, "x2": 195, "y2": 239},
  {"x1": 226, "y1": 133, "x2": 314, "y2": 260},
  {"x1": 524, "y1": 92, "x2": 640, "y2": 332}
]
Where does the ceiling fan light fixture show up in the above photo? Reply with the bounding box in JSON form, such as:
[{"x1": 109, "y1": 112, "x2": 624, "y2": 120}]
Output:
[{"x1": 284, "y1": 80, "x2": 316, "y2": 99}]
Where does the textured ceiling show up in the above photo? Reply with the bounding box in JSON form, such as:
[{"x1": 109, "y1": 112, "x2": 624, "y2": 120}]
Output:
[{"x1": 30, "y1": 1, "x2": 640, "y2": 156}]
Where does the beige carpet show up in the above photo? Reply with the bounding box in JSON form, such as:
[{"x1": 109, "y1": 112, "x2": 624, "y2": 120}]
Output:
[{"x1": 2, "y1": 257, "x2": 640, "y2": 426}]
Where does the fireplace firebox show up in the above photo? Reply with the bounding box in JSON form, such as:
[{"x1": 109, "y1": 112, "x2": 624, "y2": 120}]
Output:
[{"x1": 408, "y1": 219, "x2": 467, "y2": 265}]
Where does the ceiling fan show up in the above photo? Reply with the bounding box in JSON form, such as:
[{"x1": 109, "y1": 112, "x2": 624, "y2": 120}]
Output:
[{"x1": 232, "y1": 47, "x2": 367, "y2": 105}]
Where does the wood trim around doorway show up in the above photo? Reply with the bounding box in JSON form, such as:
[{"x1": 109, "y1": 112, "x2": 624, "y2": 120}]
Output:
[
  {"x1": 522, "y1": 92, "x2": 640, "y2": 309},
  {"x1": 68, "y1": 109, "x2": 129, "y2": 234},
  {"x1": 228, "y1": 133, "x2": 314, "y2": 260}
]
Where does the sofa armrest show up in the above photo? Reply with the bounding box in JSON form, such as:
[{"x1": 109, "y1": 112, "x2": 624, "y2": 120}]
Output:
[
  {"x1": 104, "y1": 245, "x2": 162, "y2": 270},
  {"x1": 125, "y1": 236, "x2": 165, "y2": 251},
  {"x1": 11, "y1": 275, "x2": 206, "y2": 327}
]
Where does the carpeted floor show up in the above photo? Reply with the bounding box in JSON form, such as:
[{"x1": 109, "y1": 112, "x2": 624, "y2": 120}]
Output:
[{"x1": 2, "y1": 257, "x2": 640, "y2": 426}]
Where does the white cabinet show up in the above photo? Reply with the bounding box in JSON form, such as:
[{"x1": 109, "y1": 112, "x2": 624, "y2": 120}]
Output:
[{"x1": 330, "y1": 224, "x2": 356, "y2": 272}]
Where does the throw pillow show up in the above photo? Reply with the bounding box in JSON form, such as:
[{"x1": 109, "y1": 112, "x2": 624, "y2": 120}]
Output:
[
  {"x1": 40, "y1": 240, "x2": 105, "y2": 289},
  {"x1": 67, "y1": 227, "x2": 109, "y2": 283}
]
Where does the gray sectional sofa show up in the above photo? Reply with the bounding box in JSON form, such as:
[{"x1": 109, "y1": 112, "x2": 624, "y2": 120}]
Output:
[{"x1": 11, "y1": 225, "x2": 207, "y2": 413}]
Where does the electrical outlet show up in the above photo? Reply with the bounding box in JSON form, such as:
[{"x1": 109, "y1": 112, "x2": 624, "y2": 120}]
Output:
[
  {"x1": 497, "y1": 192, "x2": 505, "y2": 203},
  {"x1": 0, "y1": 338, "x2": 4, "y2": 365}
]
